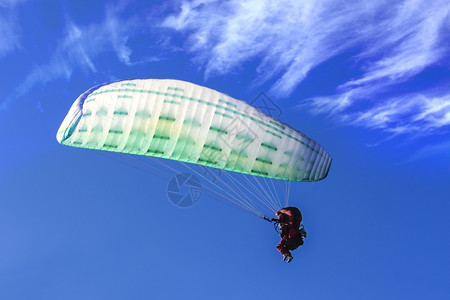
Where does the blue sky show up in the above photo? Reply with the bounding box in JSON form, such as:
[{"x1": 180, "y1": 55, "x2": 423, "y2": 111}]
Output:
[{"x1": 1, "y1": 0, "x2": 449, "y2": 299}]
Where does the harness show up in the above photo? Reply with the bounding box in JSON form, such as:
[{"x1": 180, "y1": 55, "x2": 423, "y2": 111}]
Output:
[{"x1": 264, "y1": 216, "x2": 307, "y2": 238}]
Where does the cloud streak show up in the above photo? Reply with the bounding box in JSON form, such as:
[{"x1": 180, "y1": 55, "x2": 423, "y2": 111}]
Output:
[
  {"x1": 0, "y1": 4, "x2": 138, "y2": 111},
  {"x1": 162, "y1": 0, "x2": 450, "y2": 136},
  {"x1": 162, "y1": 0, "x2": 384, "y2": 92},
  {"x1": 347, "y1": 92, "x2": 450, "y2": 135},
  {"x1": 400, "y1": 140, "x2": 450, "y2": 164},
  {"x1": 0, "y1": 0, "x2": 24, "y2": 58}
]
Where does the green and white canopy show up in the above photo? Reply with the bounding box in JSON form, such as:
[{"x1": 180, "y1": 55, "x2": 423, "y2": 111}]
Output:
[{"x1": 57, "y1": 79, "x2": 331, "y2": 182}]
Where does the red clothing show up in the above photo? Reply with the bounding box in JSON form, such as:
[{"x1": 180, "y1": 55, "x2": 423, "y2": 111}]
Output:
[
  {"x1": 275, "y1": 208, "x2": 303, "y2": 256},
  {"x1": 276, "y1": 227, "x2": 300, "y2": 255}
]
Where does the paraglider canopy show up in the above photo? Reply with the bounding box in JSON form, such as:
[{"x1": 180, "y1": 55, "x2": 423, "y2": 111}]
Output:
[{"x1": 57, "y1": 79, "x2": 332, "y2": 218}]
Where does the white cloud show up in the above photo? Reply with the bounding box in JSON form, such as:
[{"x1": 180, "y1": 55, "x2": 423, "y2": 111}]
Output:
[
  {"x1": 310, "y1": 91, "x2": 450, "y2": 137},
  {"x1": 0, "y1": 4, "x2": 136, "y2": 111},
  {"x1": 162, "y1": 0, "x2": 386, "y2": 92},
  {"x1": 306, "y1": 92, "x2": 353, "y2": 115},
  {"x1": 162, "y1": 0, "x2": 450, "y2": 136},
  {"x1": 0, "y1": 0, "x2": 24, "y2": 58},
  {"x1": 400, "y1": 140, "x2": 450, "y2": 163},
  {"x1": 343, "y1": 0, "x2": 448, "y2": 88},
  {"x1": 59, "y1": 6, "x2": 136, "y2": 72}
]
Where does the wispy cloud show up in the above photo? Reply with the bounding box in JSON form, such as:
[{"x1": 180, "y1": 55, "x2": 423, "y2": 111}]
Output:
[
  {"x1": 400, "y1": 140, "x2": 450, "y2": 164},
  {"x1": 163, "y1": 0, "x2": 450, "y2": 136},
  {"x1": 0, "y1": 3, "x2": 138, "y2": 111},
  {"x1": 339, "y1": 0, "x2": 449, "y2": 93},
  {"x1": 344, "y1": 92, "x2": 450, "y2": 135},
  {"x1": 0, "y1": 0, "x2": 24, "y2": 58},
  {"x1": 162, "y1": 0, "x2": 384, "y2": 92},
  {"x1": 54, "y1": 6, "x2": 138, "y2": 73}
]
